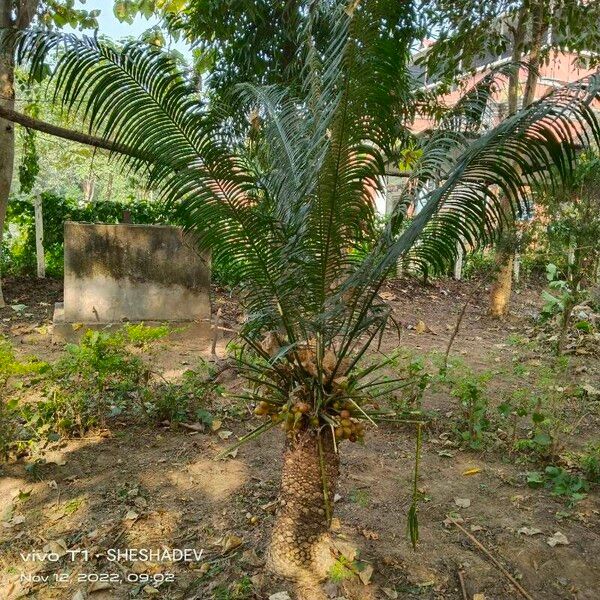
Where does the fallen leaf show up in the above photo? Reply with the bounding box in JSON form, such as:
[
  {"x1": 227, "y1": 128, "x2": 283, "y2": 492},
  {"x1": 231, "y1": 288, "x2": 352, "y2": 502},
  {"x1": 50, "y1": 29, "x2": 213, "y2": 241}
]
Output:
[
  {"x1": 415, "y1": 320, "x2": 427, "y2": 334},
  {"x1": 43, "y1": 539, "x2": 68, "y2": 557},
  {"x1": 361, "y1": 529, "x2": 379, "y2": 540},
  {"x1": 217, "y1": 430, "x2": 233, "y2": 440},
  {"x1": 582, "y1": 383, "x2": 600, "y2": 398},
  {"x1": 443, "y1": 515, "x2": 464, "y2": 527},
  {"x1": 438, "y1": 450, "x2": 455, "y2": 458},
  {"x1": 454, "y1": 498, "x2": 471, "y2": 509},
  {"x1": 473, "y1": 594, "x2": 486, "y2": 600},
  {"x1": 382, "y1": 588, "x2": 399, "y2": 599},
  {"x1": 221, "y1": 533, "x2": 243, "y2": 553},
  {"x1": 462, "y1": 468, "x2": 482, "y2": 476},
  {"x1": 518, "y1": 527, "x2": 543, "y2": 536},
  {"x1": 133, "y1": 496, "x2": 148, "y2": 509},
  {"x1": 211, "y1": 419, "x2": 223, "y2": 431},
  {"x1": 142, "y1": 586, "x2": 159, "y2": 595},
  {"x1": 358, "y1": 563, "x2": 374, "y2": 585},
  {"x1": 268, "y1": 593, "x2": 292, "y2": 600},
  {"x1": 180, "y1": 422, "x2": 205, "y2": 432},
  {"x1": 72, "y1": 591, "x2": 85, "y2": 600},
  {"x1": 547, "y1": 532, "x2": 569, "y2": 547},
  {"x1": 88, "y1": 580, "x2": 111, "y2": 592},
  {"x1": 3, "y1": 514, "x2": 25, "y2": 528},
  {"x1": 470, "y1": 525, "x2": 484, "y2": 532},
  {"x1": 241, "y1": 549, "x2": 263, "y2": 568},
  {"x1": 333, "y1": 538, "x2": 358, "y2": 563},
  {"x1": 124, "y1": 510, "x2": 139, "y2": 521}
]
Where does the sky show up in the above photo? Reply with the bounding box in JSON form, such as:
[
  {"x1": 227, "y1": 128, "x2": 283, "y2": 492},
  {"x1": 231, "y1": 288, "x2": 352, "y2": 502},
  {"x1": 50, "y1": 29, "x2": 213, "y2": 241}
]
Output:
[{"x1": 68, "y1": 0, "x2": 191, "y2": 57}]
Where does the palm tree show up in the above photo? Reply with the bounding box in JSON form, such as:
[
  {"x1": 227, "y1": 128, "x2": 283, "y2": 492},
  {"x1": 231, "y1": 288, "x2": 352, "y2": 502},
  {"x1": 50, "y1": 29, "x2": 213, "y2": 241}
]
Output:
[{"x1": 3, "y1": 2, "x2": 600, "y2": 596}]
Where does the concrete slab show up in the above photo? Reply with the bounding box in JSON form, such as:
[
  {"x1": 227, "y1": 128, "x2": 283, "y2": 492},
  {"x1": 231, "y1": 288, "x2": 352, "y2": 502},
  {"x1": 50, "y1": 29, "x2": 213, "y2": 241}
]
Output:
[{"x1": 54, "y1": 222, "x2": 212, "y2": 342}]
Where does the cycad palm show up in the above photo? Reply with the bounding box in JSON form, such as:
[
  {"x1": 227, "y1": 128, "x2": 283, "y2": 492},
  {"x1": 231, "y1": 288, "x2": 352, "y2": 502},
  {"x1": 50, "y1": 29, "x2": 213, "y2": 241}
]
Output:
[{"x1": 4, "y1": 1, "x2": 600, "y2": 595}]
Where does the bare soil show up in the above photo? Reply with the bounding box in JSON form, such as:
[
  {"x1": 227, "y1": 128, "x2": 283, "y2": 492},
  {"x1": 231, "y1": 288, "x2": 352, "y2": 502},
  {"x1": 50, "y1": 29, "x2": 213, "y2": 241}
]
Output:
[{"x1": 1, "y1": 275, "x2": 599, "y2": 600}]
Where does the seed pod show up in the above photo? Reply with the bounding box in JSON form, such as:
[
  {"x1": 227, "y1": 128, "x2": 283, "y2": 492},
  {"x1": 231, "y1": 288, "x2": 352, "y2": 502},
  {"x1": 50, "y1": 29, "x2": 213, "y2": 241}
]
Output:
[
  {"x1": 295, "y1": 402, "x2": 310, "y2": 414},
  {"x1": 340, "y1": 409, "x2": 351, "y2": 419},
  {"x1": 309, "y1": 416, "x2": 319, "y2": 427},
  {"x1": 340, "y1": 418, "x2": 351, "y2": 428},
  {"x1": 334, "y1": 427, "x2": 344, "y2": 440},
  {"x1": 349, "y1": 434, "x2": 357, "y2": 443},
  {"x1": 342, "y1": 427, "x2": 352, "y2": 439}
]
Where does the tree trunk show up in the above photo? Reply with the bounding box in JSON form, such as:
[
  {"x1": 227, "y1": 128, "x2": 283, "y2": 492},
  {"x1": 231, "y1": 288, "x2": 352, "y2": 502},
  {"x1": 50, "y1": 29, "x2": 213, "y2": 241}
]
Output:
[
  {"x1": 489, "y1": 252, "x2": 514, "y2": 317},
  {"x1": 489, "y1": 4, "x2": 545, "y2": 318},
  {"x1": 34, "y1": 194, "x2": 45, "y2": 278},
  {"x1": 268, "y1": 428, "x2": 339, "y2": 598},
  {"x1": 0, "y1": 0, "x2": 15, "y2": 308},
  {"x1": 454, "y1": 240, "x2": 463, "y2": 280}
]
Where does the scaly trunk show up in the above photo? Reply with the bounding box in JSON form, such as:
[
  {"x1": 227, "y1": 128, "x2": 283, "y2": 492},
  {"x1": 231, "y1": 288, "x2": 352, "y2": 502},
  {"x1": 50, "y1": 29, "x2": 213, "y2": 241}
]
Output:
[
  {"x1": 268, "y1": 428, "x2": 339, "y2": 598},
  {"x1": 0, "y1": 0, "x2": 15, "y2": 308}
]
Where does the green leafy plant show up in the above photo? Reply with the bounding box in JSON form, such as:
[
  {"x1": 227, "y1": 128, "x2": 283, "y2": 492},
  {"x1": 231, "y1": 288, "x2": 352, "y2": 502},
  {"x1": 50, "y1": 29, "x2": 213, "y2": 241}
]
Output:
[
  {"x1": 576, "y1": 442, "x2": 600, "y2": 483},
  {"x1": 153, "y1": 361, "x2": 218, "y2": 423},
  {"x1": 450, "y1": 371, "x2": 491, "y2": 449},
  {"x1": 536, "y1": 153, "x2": 600, "y2": 353},
  {"x1": 527, "y1": 466, "x2": 589, "y2": 506},
  {"x1": 1, "y1": 327, "x2": 175, "y2": 458}
]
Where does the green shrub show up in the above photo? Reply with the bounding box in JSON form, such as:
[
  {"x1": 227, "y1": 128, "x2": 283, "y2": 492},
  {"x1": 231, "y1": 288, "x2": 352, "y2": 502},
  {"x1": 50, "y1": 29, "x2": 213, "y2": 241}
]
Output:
[{"x1": 2, "y1": 193, "x2": 173, "y2": 277}]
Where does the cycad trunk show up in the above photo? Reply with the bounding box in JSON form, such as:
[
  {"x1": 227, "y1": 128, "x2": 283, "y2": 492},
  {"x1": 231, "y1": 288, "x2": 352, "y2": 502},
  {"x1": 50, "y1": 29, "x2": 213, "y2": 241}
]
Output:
[{"x1": 268, "y1": 428, "x2": 339, "y2": 597}]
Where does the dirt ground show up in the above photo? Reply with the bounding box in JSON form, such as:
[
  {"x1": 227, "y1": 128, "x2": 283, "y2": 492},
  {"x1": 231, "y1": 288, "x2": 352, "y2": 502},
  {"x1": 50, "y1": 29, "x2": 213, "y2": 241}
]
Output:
[{"x1": 1, "y1": 275, "x2": 599, "y2": 600}]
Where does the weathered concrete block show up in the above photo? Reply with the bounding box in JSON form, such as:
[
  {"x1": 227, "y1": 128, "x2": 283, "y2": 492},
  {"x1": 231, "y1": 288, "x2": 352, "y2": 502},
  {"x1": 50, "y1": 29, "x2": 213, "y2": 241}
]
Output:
[{"x1": 61, "y1": 222, "x2": 211, "y2": 324}]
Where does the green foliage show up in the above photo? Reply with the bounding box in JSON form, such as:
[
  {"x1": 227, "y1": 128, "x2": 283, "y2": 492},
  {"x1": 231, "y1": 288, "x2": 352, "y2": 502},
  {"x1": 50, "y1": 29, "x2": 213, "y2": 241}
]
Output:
[
  {"x1": 328, "y1": 555, "x2": 356, "y2": 583},
  {"x1": 0, "y1": 337, "x2": 49, "y2": 458},
  {"x1": 576, "y1": 442, "x2": 600, "y2": 484},
  {"x1": 526, "y1": 466, "x2": 589, "y2": 506},
  {"x1": 540, "y1": 263, "x2": 574, "y2": 319},
  {"x1": 123, "y1": 323, "x2": 171, "y2": 347},
  {"x1": 462, "y1": 250, "x2": 496, "y2": 280},
  {"x1": 0, "y1": 327, "x2": 230, "y2": 459},
  {"x1": 2, "y1": 192, "x2": 172, "y2": 278},
  {"x1": 153, "y1": 361, "x2": 218, "y2": 423},
  {"x1": 535, "y1": 153, "x2": 600, "y2": 352},
  {"x1": 212, "y1": 576, "x2": 254, "y2": 600},
  {"x1": 450, "y1": 370, "x2": 492, "y2": 449}
]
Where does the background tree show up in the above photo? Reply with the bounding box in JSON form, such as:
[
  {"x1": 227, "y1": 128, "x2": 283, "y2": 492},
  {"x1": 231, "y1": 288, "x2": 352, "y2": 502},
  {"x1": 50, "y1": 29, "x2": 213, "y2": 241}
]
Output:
[
  {"x1": 536, "y1": 153, "x2": 600, "y2": 354},
  {"x1": 3, "y1": 0, "x2": 600, "y2": 596},
  {"x1": 0, "y1": 0, "x2": 99, "y2": 306},
  {"x1": 419, "y1": 0, "x2": 600, "y2": 317}
]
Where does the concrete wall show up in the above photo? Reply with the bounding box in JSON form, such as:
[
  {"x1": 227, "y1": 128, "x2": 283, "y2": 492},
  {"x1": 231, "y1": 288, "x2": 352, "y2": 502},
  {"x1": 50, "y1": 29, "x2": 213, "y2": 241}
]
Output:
[{"x1": 63, "y1": 222, "x2": 210, "y2": 323}]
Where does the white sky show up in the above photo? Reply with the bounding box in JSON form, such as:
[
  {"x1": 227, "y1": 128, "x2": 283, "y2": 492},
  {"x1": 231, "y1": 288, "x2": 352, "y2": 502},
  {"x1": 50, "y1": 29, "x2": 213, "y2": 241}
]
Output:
[{"x1": 68, "y1": 0, "x2": 191, "y2": 57}]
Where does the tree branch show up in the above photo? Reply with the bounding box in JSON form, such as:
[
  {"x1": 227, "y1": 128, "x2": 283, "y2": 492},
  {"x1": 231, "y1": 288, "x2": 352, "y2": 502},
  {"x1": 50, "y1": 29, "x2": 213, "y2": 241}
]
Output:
[{"x1": 0, "y1": 103, "x2": 142, "y2": 159}]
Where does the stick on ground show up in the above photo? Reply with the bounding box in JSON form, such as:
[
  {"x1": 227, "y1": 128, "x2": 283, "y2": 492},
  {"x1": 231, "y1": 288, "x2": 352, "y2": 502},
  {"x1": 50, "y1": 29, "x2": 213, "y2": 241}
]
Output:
[{"x1": 448, "y1": 515, "x2": 535, "y2": 600}]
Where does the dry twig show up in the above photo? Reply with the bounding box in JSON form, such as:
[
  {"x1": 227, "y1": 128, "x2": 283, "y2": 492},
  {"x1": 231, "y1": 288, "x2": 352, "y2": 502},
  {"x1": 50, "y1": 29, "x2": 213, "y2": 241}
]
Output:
[{"x1": 448, "y1": 515, "x2": 535, "y2": 600}]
